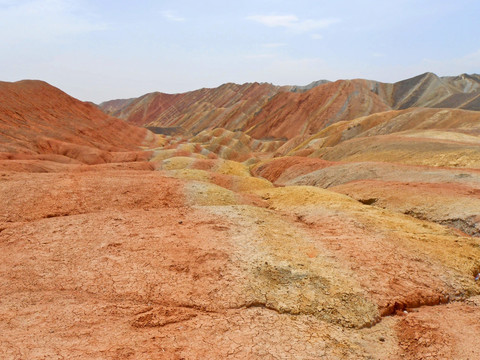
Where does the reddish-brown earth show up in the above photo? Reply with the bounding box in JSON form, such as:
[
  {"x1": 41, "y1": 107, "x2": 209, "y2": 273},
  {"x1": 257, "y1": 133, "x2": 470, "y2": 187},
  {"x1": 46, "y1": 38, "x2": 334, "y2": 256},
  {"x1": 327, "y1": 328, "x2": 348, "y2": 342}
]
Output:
[
  {"x1": 101, "y1": 82, "x2": 290, "y2": 135},
  {"x1": 1, "y1": 78, "x2": 480, "y2": 359},
  {"x1": 251, "y1": 156, "x2": 336, "y2": 183},
  {"x1": 0, "y1": 80, "x2": 156, "y2": 165},
  {"x1": 244, "y1": 79, "x2": 391, "y2": 139},
  {"x1": 331, "y1": 180, "x2": 480, "y2": 236},
  {"x1": 99, "y1": 72, "x2": 480, "y2": 140}
]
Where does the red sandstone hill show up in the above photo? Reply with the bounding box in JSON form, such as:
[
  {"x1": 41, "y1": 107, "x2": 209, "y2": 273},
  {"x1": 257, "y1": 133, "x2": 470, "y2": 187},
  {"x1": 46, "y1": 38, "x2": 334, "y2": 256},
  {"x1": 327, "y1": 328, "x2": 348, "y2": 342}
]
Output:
[
  {"x1": 276, "y1": 107, "x2": 480, "y2": 156},
  {"x1": 244, "y1": 79, "x2": 391, "y2": 139},
  {"x1": 99, "y1": 73, "x2": 480, "y2": 140},
  {"x1": 101, "y1": 82, "x2": 290, "y2": 134},
  {"x1": 239, "y1": 74, "x2": 480, "y2": 139},
  {"x1": 252, "y1": 106, "x2": 480, "y2": 237},
  {"x1": 0, "y1": 80, "x2": 155, "y2": 165}
]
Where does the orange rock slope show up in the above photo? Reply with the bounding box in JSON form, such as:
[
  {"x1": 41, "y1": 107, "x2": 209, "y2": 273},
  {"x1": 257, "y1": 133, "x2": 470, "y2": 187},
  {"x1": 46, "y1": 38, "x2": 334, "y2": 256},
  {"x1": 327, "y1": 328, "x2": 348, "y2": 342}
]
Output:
[
  {"x1": 0, "y1": 80, "x2": 156, "y2": 165},
  {"x1": 1, "y1": 79, "x2": 480, "y2": 359}
]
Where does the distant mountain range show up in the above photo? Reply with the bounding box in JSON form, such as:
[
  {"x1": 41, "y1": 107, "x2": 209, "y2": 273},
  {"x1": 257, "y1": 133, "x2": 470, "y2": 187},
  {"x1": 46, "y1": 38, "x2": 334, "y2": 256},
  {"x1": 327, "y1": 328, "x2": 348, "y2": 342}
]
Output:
[{"x1": 99, "y1": 72, "x2": 480, "y2": 140}]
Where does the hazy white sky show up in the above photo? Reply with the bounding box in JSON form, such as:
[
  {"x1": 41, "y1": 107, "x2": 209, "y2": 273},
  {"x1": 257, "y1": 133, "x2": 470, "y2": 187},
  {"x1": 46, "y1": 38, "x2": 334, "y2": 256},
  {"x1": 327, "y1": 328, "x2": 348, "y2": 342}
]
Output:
[{"x1": 1, "y1": 0, "x2": 479, "y2": 103}]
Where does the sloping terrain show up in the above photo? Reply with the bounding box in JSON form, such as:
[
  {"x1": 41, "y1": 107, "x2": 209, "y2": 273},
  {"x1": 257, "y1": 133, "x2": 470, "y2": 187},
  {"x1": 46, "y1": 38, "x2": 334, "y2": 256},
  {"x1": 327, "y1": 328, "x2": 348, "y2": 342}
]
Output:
[
  {"x1": 253, "y1": 106, "x2": 480, "y2": 237},
  {"x1": 1, "y1": 79, "x2": 480, "y2": 359},
  {"x1": 100, "y1": 79, "x2": 392, "y2": 140},
  {"x1": 0, "y1": 80, "x2": 156, "y2": 165},
  {"x1": 246, "y1": 73, "x2": 480, "y2": 139},
  {"x1": 99, "y1": 73, "x2": 480, "y2": 140},
  {"x1": 101, "y1": 82, "x2": 289, "y2": 134},
  {"x1": 278, "y1": 107, "x2": 480, "y2": 165},
  {"x1": 377, "y1": 72, "x2": 480, "y2": 110},
  {"x1": 2, "y1": 163, "x2": 480, "y2": 359},
  {"x1": 244, "y1": 79, "x2": 391, "y2": 139},
  {"x1": 2, "y1": 158, "x2": 480, "y2": 359}
]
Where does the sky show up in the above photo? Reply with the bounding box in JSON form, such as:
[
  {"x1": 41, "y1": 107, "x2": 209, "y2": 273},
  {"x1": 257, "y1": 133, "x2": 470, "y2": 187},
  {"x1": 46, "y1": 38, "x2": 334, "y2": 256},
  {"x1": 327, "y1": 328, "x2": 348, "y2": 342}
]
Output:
[{"x1": 1, "y1": 0, "x2": 479, "y2": 103}]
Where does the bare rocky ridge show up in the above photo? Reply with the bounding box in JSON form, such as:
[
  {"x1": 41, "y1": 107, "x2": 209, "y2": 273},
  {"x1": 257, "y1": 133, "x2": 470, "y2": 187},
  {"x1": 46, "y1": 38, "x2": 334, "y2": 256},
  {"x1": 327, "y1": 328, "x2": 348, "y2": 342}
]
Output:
[
  {"x1": 0, "y1": 80, "x2": 156, "y2": 165},
  {"x1": 99, "y1": 72, "x2": 480, "y2": 139},
  {"x1": 384, "y1": 72, "x2": 480, "y2": 110},
  {"x1": 1, "y1": 78, "x2": 480, "y2": 359},
  {"x1": 101, "y1": 82, "x2": 291, "y2": 134}
]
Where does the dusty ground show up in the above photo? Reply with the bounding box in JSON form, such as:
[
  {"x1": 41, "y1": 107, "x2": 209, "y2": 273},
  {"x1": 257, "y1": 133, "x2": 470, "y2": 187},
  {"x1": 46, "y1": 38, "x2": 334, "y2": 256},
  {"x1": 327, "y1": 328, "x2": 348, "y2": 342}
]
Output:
[{"x1": 1, "y1": 166, "x2": 479, "y2": 359}]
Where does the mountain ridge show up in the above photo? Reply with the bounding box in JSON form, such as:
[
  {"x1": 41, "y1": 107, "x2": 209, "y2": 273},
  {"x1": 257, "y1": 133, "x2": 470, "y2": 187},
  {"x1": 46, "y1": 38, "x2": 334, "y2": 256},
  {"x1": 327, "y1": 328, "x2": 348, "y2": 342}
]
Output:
[
  {"x1": 99, "y1": 72, "x2": 480, "y2": 139},
  {"x1": 0, "y1": 79, "x2": 155, "y2": 165}
]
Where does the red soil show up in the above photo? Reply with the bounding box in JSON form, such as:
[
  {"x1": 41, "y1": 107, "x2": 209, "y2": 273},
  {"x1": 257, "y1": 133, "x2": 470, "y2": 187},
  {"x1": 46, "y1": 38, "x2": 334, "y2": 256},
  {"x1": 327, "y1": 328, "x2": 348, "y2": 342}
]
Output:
[{"x1": 0, "y1": 80, "x2": 153, "y2": 164}]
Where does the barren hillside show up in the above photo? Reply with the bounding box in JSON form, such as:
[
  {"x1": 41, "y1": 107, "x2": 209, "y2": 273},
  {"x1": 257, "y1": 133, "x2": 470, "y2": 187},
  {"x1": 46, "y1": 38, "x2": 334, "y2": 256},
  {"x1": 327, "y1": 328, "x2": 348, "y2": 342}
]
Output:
[{"x1": 1, "y1": 79, "x2": 480, "y2": 359}]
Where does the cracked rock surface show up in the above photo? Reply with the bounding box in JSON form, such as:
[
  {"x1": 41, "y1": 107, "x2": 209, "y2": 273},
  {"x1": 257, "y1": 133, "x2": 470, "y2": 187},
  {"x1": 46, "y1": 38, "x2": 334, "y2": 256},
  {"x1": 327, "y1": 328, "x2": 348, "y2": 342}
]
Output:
[{"x1": 1, "y1": 169, "x2": 480, "y2": 359}]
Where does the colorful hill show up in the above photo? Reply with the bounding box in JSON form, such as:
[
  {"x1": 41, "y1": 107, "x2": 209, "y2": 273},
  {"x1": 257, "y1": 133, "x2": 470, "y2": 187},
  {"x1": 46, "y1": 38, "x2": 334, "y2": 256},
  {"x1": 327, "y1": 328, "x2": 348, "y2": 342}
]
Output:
[
  {"x1": 377, "y1": 72, "x2": 480, "y2": 110},
  {"x1": 1, "y1": 78, "x2": 480, "y2": 359},
  {"x1": 101, "y1": 82, "x2": 290, "y2": 134},
  {"x1": 0, "y1": 80, "x2": 157, "y2": 165},
  {"x1": 99, "y1": 73, "x2": 480, "y2": 140}
]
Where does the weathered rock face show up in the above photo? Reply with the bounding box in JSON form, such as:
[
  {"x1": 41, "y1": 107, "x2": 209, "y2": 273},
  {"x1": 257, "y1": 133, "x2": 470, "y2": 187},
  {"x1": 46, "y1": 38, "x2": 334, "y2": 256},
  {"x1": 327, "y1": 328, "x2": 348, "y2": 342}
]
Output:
[{"x1": 1, "y1": 79, "x2": 480, "y2": 359}]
